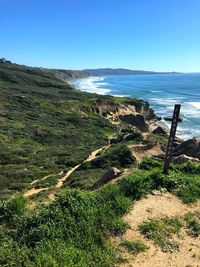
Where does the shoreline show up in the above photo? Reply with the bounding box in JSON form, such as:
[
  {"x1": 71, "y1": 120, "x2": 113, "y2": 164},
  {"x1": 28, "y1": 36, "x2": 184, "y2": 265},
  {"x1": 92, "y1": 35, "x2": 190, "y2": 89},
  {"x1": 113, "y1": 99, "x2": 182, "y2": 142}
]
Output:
[
  {"x1": 70, "y1": 75, "x2": 200, "y2": 140},
  {"x1": 69, "y1": 76, "x2": 177, "y2": 140}
]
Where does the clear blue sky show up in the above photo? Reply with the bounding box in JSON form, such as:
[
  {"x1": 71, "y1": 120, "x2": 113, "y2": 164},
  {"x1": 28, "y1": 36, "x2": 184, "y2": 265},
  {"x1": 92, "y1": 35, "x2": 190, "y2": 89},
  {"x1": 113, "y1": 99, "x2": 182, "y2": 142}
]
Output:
[{"x1": 1, "y1": 0, "x2": 200, "y2": 71}]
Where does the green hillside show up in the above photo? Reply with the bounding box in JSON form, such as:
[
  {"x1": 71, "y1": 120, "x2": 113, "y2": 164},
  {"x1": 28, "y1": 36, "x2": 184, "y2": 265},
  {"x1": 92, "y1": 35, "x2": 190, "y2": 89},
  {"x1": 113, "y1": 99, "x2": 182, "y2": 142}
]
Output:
[
  {"x1": 0, "y1": 61, "x2": 149, "y2": 199},
  {"x1": 0, "y1": 62, "x2": 117, "y2": 199},
  {"x1": 0, "y1": 61, "x2": 200, "y2": 267}
]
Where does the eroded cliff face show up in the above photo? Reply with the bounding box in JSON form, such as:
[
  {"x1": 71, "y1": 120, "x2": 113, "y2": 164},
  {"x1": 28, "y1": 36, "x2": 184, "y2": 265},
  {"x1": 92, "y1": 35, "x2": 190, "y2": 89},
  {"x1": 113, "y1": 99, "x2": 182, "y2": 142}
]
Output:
[
  {"x1": 172, "y1": 138, "x2": 200, "y2": 160},
  {"x1": 95, "y1": 98, "x2": 157, "y2": 132}
]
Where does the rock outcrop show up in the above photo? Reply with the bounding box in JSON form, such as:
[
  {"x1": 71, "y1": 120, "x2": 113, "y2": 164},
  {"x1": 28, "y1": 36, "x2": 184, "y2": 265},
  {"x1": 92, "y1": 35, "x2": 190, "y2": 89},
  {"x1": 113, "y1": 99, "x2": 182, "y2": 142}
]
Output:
[
  {"x1": 172, "y1": 138, "x2": 200, "y2": 159},
  {"x1": 164, "y1": 116, "x2": 183, "y2": 122},
  {"x1": 149, "y1": 120, "x2": 169, "y2": 135},
  {"x1": 152, "y1": 126, "x2": 167, "y2": 135},
  {"x1": 172, "y1": 154, "x2": 200, "y2": 164},
  {"x1": 119, "y1": 114, "x2": 148, "y2": 132},
  {"x1": 92, "y1": 167, "x2": 122, "y2": 189},
  {"x1": 95, "y1": 98, "x2": 157, "y2": 132}
]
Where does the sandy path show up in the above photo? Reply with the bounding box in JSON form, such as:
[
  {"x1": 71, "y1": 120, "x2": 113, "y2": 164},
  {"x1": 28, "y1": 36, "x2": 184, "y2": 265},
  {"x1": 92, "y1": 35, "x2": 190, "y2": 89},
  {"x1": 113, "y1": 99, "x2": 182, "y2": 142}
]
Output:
[
  {"x1": 31, "y1": 174, "x2": 52, "y2": 185},
  {"x1": 55, "y1": 145, "x2": 109, "y2": 188},
  {"x1": 85, "y1": 145, "x2": 109, "y2": 162},
  {"x1": 23, "y1": 187, "x2": 49, "y2": 197},
  {"x1": 31, "y1": 171, "x2": 64, "y2": 186},
  {"x1": 114, "y1": 193, "x2": 200, "y2": 267},
  {"x1": 124, "y1": 193, "x2": 200, "y2": 228},
  {"x1": 55, "y1": 164, "x2": 82, "y2": 188},
  {"x1": 24, "y1": 146, "x2": 109, "y2": 197}
]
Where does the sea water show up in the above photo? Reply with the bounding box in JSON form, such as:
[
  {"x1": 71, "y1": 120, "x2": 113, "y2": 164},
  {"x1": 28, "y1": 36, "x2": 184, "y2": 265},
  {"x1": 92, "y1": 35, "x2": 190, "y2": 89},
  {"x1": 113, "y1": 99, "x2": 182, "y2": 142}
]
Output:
[{"x1": 73, "y1": 74, "x2": 200, "y2": 140}]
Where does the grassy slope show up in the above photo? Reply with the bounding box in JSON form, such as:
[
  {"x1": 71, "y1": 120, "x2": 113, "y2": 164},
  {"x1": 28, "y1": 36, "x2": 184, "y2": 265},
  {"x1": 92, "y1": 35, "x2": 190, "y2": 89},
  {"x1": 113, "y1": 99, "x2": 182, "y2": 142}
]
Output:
[
  {"x1": 0, "y1": 159, "x2": 200, "y2": 267},
  {"x1": 0, "y1": 62, "x2": 117, "y2": 199},
  {"x1": 0, "y1": 61, "x2": 200, "y2": 266}
]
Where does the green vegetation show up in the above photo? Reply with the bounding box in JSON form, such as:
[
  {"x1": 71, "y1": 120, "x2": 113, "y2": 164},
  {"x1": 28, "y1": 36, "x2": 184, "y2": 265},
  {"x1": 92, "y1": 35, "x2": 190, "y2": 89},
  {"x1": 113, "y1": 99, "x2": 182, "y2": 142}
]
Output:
[
  {"x1": 0, "y1": 61, "x2": 151, "y2": 199},
  {"x1": 0, "y1": 187, "x2": 131, "y2": 267},
  {"x1": 0, "y1": 195, "x2": 27, "y2": 225},
  {"x1": 139, "y1": 158, "x2": 200, "y2": 204},
  {"x1": 176, "y1": 176, "x2": 200, "y2": 203},
  {"x1": 1, "y1": 61, "x2": 200, "y2": 266},
  {"x1": 0, "y1": 63, "x2": 111, "y2": 199},
  {"x1": 184, "y1": 212, "x2": 200, "y2": 237},
  {"x1": 66, "y1": 144, "x2": 135, "y2": 189},
  {"x1": 175, "y1": 160, "x2": 200, "y2": 174},
  {"x1": 139, "y1": 212, "x2": 200, "y2": 253},
  {"x1": 121, "y1": 240, "x2": 148, "y2": 254},
  {"x1": 64, "y1": 168, "x2": 105, "y2": 189},
  {"x1": 139, "y1": 217, "x2": 182, "y2": 252},
  {"x1": 139, "y1": 157, "x2": 163, "y2": 170},
  {"x1": 0, "y1": 157, "x2": 200, "y2": 265}
]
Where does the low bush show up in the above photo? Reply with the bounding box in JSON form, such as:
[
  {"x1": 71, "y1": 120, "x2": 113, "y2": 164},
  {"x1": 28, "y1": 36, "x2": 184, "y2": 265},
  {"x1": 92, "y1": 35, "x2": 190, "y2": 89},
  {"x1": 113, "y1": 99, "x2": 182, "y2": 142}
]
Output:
[
  {"x1": 119, "y1": 172, "x2": 152, "y2": 199},
  {"x1": 0, "y1": 195, "x2": 27, "y2": 225},
  {"x1": 177, "y1": 177, "x2": 200, "y2": 203},
  {"x1": 139, "y1": 217, "x2": 182, "y2": 252},
  {"x1": 184, "y1": 212, "x2": 200, "y2": 237},
  {"x1": 121, "y1": 240, "x2": 147, "y2": 254},
  {"x1": 175, "y1": 161, "x2": 200, "y2": 174},
  {"x1": 139, "y1": 157, "x2": 163, "y2": 170}
]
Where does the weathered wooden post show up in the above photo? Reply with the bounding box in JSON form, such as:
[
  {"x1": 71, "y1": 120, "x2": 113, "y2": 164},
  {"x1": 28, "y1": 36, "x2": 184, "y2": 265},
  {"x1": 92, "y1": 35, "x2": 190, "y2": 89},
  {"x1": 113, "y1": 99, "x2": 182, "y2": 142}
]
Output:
[{"x1": 163, "y1": 104, "x2": 181, "y2": 174}]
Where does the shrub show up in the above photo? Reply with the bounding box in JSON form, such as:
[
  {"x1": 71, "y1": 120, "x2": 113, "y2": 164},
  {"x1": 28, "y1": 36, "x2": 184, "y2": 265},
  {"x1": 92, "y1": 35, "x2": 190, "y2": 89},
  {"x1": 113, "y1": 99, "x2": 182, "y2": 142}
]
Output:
[
  {"x1": 119, "y1": 171, "x2": 152, "y2": 199},
  {"x1": 175, "y1": 161, "x2": 200, "y2": 174},
  {"x1": 0, "y1": 195, "x2": 27, "y2": 225},
  {"x1": 109, "y1": 219, "x2": 130, "y2": 236},
  {"x1": 88, "y1": 144, "x2": 135, "y2": 170},
  {"x1": 139, "y1": 217, "x2": 182, "y2": 252},
  {"x1": 139, "y1": 157, "x2": 163, "y2": 170},
  {"x1": 121, "y1": 240, "x2": 147, "y2": 254},
  {"x1": 97, "y1": 184, "x2": 132, "y2": 217},
  {"x1": 177, "y1": 178, "x2": 200, "y2": 203},
  {"x1": 184, "y1": 213, "x2": 200, "y2": 237}
]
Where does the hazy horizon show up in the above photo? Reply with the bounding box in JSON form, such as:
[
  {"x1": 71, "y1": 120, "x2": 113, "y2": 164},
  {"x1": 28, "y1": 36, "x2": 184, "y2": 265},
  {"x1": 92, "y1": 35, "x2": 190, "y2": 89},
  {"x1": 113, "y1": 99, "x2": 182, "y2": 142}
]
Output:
[{"x1": 2, "y1": 58, "x2": 200, "y2": 74}]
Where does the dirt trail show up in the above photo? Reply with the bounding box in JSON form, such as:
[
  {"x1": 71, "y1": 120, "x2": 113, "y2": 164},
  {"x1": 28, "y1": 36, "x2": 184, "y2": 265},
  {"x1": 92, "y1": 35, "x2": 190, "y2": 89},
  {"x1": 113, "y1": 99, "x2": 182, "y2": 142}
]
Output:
[
  {"x1": 85, "y1": 146, "x2": 109, "y2": 162},
  {"x1": 24, "y1": 145, "x2": 110, "y2": 197},
  {"x1": 55, "y1": 164, "x2": 82, "y2": 188},
  {"x1": 31, "y1": 171, "x2": 64, "y2": 186},
  {"x1": 23, "y1": 187, "x2": 49, "y2": 197},
  {"x1": 31, "y1": 174, "x2": 52, "y2": 185},
  {"x1": 55, "y1": 145, "x2": 109, "y2": 188},
  {"x1": 114, "y1": 193, "x2": 200, "y2": 267}
]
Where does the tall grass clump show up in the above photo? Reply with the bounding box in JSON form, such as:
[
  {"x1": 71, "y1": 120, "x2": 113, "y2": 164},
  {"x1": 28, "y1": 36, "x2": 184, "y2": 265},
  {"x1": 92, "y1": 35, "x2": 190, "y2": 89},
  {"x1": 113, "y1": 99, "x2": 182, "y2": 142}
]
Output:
[{"x1": 0, "y1": 195, "x2": 27, "y2": 225}]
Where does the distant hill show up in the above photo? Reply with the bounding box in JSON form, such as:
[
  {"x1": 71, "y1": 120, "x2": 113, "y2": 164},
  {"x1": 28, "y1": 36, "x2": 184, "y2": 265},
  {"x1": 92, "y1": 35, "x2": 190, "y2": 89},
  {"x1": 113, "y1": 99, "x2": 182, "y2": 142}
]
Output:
[
  {"x1": 51, "y1": 69, "x2": 90, "y2": 81},
  {"x1": 0, "y1": 58, "x2": 178, "y2": 82},
  {"x1": 84, "y1": 68, "x2": 177, "y2": 76}
]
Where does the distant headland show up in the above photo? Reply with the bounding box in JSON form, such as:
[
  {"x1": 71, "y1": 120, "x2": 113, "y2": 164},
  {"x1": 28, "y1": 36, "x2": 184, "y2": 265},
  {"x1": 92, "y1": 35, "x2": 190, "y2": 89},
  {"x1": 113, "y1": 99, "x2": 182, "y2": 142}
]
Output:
[{"x1": 83, "y1": 68, "x2": 178, "y2": 76}]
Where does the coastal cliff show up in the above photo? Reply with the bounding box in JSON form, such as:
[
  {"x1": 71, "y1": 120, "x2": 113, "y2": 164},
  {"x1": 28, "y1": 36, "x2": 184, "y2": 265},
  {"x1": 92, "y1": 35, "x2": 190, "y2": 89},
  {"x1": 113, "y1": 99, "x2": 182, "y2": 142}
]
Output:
[
  {"x1": 0, "y1": 60, "x2": 163, "y2": 200},
  {"x1": 0, "y1": 60, "x2": 200, "y2": 267}
]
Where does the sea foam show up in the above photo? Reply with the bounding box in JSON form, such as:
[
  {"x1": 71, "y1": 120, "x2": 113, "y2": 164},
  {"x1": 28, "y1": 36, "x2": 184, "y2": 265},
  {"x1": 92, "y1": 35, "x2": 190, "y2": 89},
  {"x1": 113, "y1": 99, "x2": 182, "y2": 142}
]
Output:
[
  {"x1": 73, "y1": 77, "x2": 111, "y2": 95},
  {"x1": 72, "y1": 74, "x2": 200, "y2": 139},
  {"x1": 188, "y1": 102, "x2": 200, "y2": 109}
]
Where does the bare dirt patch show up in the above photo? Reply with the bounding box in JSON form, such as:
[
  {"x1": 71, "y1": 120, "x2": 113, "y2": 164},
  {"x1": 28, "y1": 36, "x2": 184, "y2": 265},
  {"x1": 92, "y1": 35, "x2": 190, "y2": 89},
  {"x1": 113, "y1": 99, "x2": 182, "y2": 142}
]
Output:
[
  {"x1": 128, "y1": 143, "x2": 164, "y2": 163},
  {"x1": 114, "y1": 193, "x2": 200, "y2": 267}
]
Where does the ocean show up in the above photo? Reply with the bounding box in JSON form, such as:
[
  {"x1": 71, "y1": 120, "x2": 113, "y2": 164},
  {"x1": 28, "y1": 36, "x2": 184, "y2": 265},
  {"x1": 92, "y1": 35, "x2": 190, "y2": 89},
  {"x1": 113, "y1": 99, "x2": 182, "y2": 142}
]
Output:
[{"x1": 73, "y1": 74, "x2": 200, "y2": 140}]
